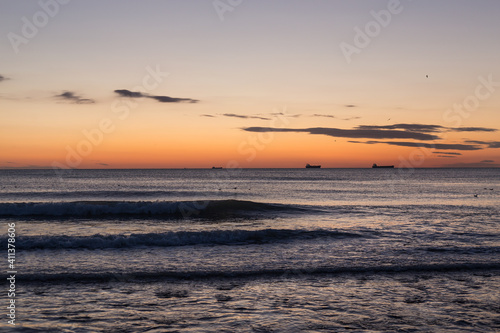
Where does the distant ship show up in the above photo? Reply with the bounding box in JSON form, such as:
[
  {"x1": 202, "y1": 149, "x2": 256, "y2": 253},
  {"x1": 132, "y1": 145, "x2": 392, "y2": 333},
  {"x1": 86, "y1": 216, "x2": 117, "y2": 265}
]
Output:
[
  {"x1": 372, "y1": 163, "x2": 394, "y2": 168},
  {"x1": 211, "y1": 166, "x2": 223, "y2": 169},
  {"x1": 306, "y1": 164, "x2": 321, "y2": 169}
]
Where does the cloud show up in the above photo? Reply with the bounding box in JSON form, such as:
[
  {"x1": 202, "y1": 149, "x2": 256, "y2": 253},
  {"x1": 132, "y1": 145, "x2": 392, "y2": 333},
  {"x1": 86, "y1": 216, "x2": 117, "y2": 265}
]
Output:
[
  {"x1": 432, "y1": 152, "x2": 462, "y2": 155},
  {"x1": 202, "y1": 112, "x2": 300, "y2": 120},
  {"x1": 242, "y1": 127, "x2": 439, "y2": 141},
  {"x1": 486, "y1": 142, "x2": 500, "y2": 148},
  {"x1": 436, "y1": 155, "x2": 458, "y2": 158},
  {"x1": 312, "y1": 114, "x2": 337, "y2": 119},
  {"x1": 150, "y1": 95, "x2": 198, "y2": 103},
  {"x1": 345, "y1": 104, "x2": 356, "y2": 108},
  {"x1": 311, "y1": 114, "x2": 361, "y2": 121},
  {"x1": 57, "y1": 91, "x2": 95, "y2": 104},
  {"x1": 452, "y1": 127, "x2": 497, "y2": 132},
  {"x1": 242, "y1": 122, "x2": 500, "y2": 152},
  {"x1": 222, "y1": 113, "x2": 271, "y2": 121},
  {"x1": 465, "y1": 140, "x2": 500, "y2": 148},
  {"x1": 357, "y1": 124, "x2": 497, "y2": 133},
  {"x1": 269, "y1": 112, "x2": 302, "y2": 118},
  {"x1": 0, "y1": 75, "x2": 6, "y2": 82},
  {"x1": 348, "y1": 140, "x2": 483, "y2": 151},
  {"x1": 480, "y1": 160, "x2": 494, "y2": 163},
  {"x1": 114, "y1": 89, "x2": 198, "y2": 103},
  {"x1": 114, "y1": 90, "x2": 143, "y2": 98},
  {"x1": 357, "y1": 123, "x2": 444, "y2": 133}
]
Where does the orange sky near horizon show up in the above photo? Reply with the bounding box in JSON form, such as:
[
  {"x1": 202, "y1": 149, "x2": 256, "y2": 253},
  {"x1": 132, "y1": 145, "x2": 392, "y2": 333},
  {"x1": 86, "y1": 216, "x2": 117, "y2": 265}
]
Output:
[{"x1": 1, "y1": 1, "x2": 499, "y2": 169}]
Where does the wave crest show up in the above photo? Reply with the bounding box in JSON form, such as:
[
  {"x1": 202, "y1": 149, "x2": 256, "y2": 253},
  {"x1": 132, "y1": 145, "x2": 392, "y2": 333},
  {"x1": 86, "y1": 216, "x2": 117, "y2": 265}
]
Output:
[
  {"x1": 10, "y1": 228, "x2": 364, "y2": 250},
  {"x1": 0, "y1": 199, "x2": 305, "y2": 219}
]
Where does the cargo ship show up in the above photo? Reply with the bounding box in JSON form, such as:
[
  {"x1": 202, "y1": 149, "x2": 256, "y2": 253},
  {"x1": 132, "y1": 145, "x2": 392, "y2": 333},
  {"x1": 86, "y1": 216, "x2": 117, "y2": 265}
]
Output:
[
  {"x1": 372, "y1": 163, "x2": 394, "y2": 168},
  {"x1": 306, "y1": 164, "x2": 321, "y2": 168}
]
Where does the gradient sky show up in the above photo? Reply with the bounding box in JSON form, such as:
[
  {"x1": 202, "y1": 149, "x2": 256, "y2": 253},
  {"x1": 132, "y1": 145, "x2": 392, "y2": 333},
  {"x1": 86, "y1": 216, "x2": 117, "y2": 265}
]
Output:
[{"x1": 1, "y1": 0, "x2": 499, "y2": 168}]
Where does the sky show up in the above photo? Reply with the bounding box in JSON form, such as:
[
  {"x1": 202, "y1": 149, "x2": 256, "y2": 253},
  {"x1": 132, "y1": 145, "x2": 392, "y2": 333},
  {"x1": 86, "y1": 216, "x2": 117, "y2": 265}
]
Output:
[{"x1": 1, "y1": 0, "x2": 499, "y2": 168}]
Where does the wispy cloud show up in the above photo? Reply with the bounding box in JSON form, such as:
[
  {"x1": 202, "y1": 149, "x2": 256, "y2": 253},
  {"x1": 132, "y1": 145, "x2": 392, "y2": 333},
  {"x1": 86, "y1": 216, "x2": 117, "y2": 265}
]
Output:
[
  {"x1": 312, "y1": 114, "x2": 337, "y2": 119},
  {"x1": 202, "y1": 112, "x2": 300, "y2": 120},
  {"x1": 465, "y1": 140, "x2": 500, "y2": 148},
  {"x1": 432, "y1": 152, "x2": 462, "y2": 156},
  {"x1": 311, "y1": 114, "x2": 361, "y2": 121},
  {"x1": 0, "y1": 75, "x2": 7, "y2": 82},
  {"x1": 242, "y1": 121, "x2": 500, "y2": 153},
  {"x1": 480, "y1": 160, "x2": 495, "y2": 163},
  {"x1": 243, "y1": 127, "x2": 439, "y2": 141},
  {"x1": 56, "y1": 91, "x2": 95, "y2": 104},
  {"x1": 348, "y1": 140, "x2": 483, "y2": 151},
  {"x1": 357, "y1": 124, "x2": 497, "y2": 133},
  {"x1": 269, "y1": 112, "x2": 301, "y2": 118},
  {"x1": 452, "y1": 127, "x2": 497, "y2": 132},
  {"x1": 357, "y1": 124, "x2": 444, "y2": 133},
  {"x1": 222, "y1": 113, "x2": 271, "y2": 120},
  {"x1": 114, "y1": 89, "x2": 198, "y2": 103},
  {"x1": 345, "y1": 104, "x2": 356, "y2": 108}
]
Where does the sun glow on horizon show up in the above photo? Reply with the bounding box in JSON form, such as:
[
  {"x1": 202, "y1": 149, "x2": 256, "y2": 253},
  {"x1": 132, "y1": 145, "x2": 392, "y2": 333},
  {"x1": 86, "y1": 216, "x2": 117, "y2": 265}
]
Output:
[{"x1": 1, "y1": 1, "x2": 499, "y2": 169}]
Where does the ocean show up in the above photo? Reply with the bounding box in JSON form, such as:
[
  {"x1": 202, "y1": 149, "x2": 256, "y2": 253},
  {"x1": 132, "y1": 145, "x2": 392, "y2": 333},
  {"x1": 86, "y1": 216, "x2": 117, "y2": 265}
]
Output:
[{"x1": 0, "y1": 168, "x2": 499, "y2": 332}]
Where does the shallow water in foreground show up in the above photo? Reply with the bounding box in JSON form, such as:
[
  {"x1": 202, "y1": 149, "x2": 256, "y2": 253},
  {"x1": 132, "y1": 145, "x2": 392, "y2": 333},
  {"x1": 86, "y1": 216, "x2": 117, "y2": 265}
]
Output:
[{"x1": 0, "y1": 168, "x2": 499, "y2": 332}]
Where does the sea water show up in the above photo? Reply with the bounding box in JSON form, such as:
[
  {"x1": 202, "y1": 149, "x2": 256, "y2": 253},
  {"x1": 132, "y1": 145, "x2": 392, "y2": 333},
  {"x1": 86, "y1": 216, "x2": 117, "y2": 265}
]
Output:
[{"x1": 0, "y1": 168, "x2": 499, "y2": 332}]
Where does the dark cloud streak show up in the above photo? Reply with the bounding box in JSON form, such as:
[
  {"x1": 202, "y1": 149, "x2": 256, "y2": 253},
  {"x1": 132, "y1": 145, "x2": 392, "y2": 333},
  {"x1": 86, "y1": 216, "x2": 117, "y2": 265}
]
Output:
[
  {"x1": 357, "y1": 124, "x2": 444, "y2": 133},
  {"x1": 114, "y1": 89, "x2": 198, "y2": 103},
  {"x1": 432, "y1": 152, "x2": 462, "y2": 156},
  {"x1": 452, "y1": 127, "x2": 497, "y2": 132},
  {"x1": 465, "y1": 140, "x2": 500, "y2": 148},
  {"x1": 312, "y1": 114, "x2": 360, "y2": 121},
  {"x1": 223, "y1": 113, "x2": 271, "y2": 120},
  {"x1": 357, "y1": 124, "x2": 497, "y2": 133},
  {"x1": 243, "y1": 127, "x2": 439, "y2": 141},
  {"x1": 349, "y1": 140, "x2": 483, "y2": 151},
  {"x1": 57, "y1": 91, "x2": 95, "y2": 104}
]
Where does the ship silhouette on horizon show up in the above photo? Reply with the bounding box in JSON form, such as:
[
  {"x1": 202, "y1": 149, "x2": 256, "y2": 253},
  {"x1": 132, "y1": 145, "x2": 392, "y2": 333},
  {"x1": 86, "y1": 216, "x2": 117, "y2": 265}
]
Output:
[
  {"x1": 305, "y1": 164, "x2": 321, "y2": 169},
  {"x1": 372, "y1": 163, "x2": 394, "y2": 168}
]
